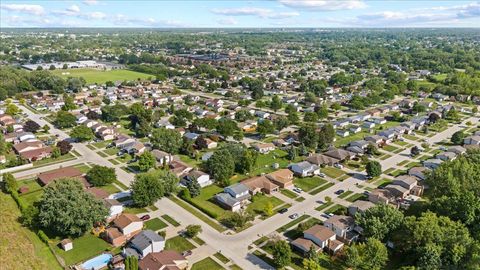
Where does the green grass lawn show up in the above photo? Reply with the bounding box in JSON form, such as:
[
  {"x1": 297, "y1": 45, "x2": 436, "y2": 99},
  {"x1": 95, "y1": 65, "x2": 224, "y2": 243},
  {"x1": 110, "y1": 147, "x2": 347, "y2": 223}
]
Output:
[
  {"x1": 103, "y1": 148, "x2": 119, "y2": 156},
  {"x1": 189, "y1": 185, "x2": 227, "y2": 219},
  {"x1": 383, "y1": 144, "x2": 400, "y2": 152},
  {"x1": 51, "y1": 68, "x2": 151, "y2": 84},
  {"x1": 170, "y1": 196, "x2": 226, "y2": 232},
  {"x1": 54, "y1": 233, "x2": 110, "y2": 266},
  {"x1": 334, "y1": 131, "x2": 371, "y2": 147},
  {"x1": 346, "y1": 193, "x2": 367, "y2": 202},
  {"x1": 315, "y1": 201, "x2": 334, "y2": 212},
  {"x1": 145, "y1": 218, "x2": 168, "y2": 231},
  {"x1": 230, "y1": 264, "x2": 243, "y2": 270},
  {"x1": 338, "y1": 190, "x2": 354, "y2": 199},
  {"x1": 379, "y1": 153, "x2": 392, "y2": 160},
  {"x1": 161, "y1": 214, "x2": 181, "y2": 227},
  {"x1": 276, "y1": 214, "x2": 310, "y2": 233},
  {"x1": 33, "y1": 153, "x2": 76, "y2": 167},
  {"x1": 214, "y1": 252, "x2": 230, "y2": 264},
  {"x1": 293, "y1": 176, "x2": 327, "y2": 192},
  {"x1": 19, "y1": 189, "x2": 44, "y2": 207},
  {"x1": 192, "y1": 236, "x2": 205, "y2": 246},
  {"x1": 191, "y1": 257, "x2": 225, "y2": 270},
  {"x1": 309, "y1": 182, "x2": 335, "y2": 195},
  {"x1": 280, "y1": 189, "x2": 298, "y2": 199},
  {"x1": 123, "y1": 206, "x2": 148, "y2": 214},
  {"x1": 165, "y1": 236, "x2": 195, "y2": 253},
  {"x1": 73, "y1": 164, "x2": 92, "y2": 174},
  {"x1": 322, "y1": 167, "x2": 346, "y2": 179},
  {"x1": 17, "y1": 178, "x2": 42, "y2": 193},
  {"x1": 246, "y1": 194, "x2": 283, "y2": 216},
  {"x1": 325, "y1": 204, "x2": 347, "y2": 215},
  {"x1": 99, "y1": 183, "x2": 121, "y2": 194},
  {"x1": 374, "y1": 178, "x2": 393, "y2": 187}
]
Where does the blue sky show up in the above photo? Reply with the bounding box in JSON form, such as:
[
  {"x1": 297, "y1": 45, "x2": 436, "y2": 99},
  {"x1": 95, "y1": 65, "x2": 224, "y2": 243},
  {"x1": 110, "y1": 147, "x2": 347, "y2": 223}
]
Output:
[{"x1": 1, "y1": 0, "x2": 479, "y2": 28}]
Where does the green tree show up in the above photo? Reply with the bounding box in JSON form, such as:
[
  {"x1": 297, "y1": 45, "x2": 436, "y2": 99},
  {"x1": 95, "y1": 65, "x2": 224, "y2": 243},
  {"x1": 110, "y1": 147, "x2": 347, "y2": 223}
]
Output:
[
  {"x1": 207, "y1": 149, "x2": 235, "y2": 187},
  {"x1": 6, "y1": 103, "x2": 19, "y2": 115},
  {"x1": 272, "y1": 240, "x2": 292, "y2": 268},
  {"x1": 237, "y1": 149, "x2": 258, "y2": 174},
  {"x1": 451, "y1": 131, "x2": 465, "y2": 145},
  {"x1": 264, "y1": 201, "x2": 274, "y2": 217},
  {"x1": 70, "y1": 125, "x2": 95, "y2": 142},
  {"x1": 302, "y1": 258, "x2": 322, "y2": 270},
  {"x1": 56, "y1": 140, "x2": 72, "y2": 155},
  {"x1": 299, "y1": 124, "x2": 318, "y2": 149},
  {"x1": 304, "y1": 112, "x2": 319, "y2": 123},
  {"x1": 37, "y1": 178, "x2": 108, "y2": 237},
  {"x1": 355, "y1": 204, "x2": 404, "y2": 241},
  {"x1": 318, "y1": 123, "x2": 335, "y2": 149},
  {"x1": 366, "y1": 160, "x2": 382, "y2": 177},
  {"x1": 137, "y1": 151, "x2": 156, "y2": 172},
  {"x1": 345, "y1": 238, "x2": 388, "y2": 270},
  {"x1": 185, "y1": 224, "x2": 202, "y2": 238},
  {"x1": 86, "y1": 165, "x2": 116, "y2": 186},
  {"x1": 2, "y1": 173, "x2": 18, "y2": 194},
  {"x1": 186, "y1": 179, "x2": 201, "y2": 198},
  {"x1": 287, "y1": 145, "x2": 297, "y2": 161},
  {"x1": 125, "y1": 256, "x2": 138, "y2": 270},
  {"x1": 54, "y1": 111, "x2": 76, "y2": 128},
  {"x1": 315, "y1": 105, "x2": 329, "y2": 119},
  {"x1": 151, "y1": 128, "x2": 182, "y2": 154},
  {"x1": 131, "y1": 169, "x2": 178, "y2": 207},
  {"x1": 0, "y1": 133, "x2": 6, "y2": 155},
  {"x1": 23, "y1": 120, "x2": 41, "y2": 133},
  {"x1": 216, "y1": 119, "x2": 238, "y2": 137},
  {"x1": 256, "y1": 119, "x2": 275, "y2": 137},
  {"x1": 270, "y1": 95, "x2": 283, "y2": 112},
  {"x1": 62, "y1": 94, "x2": 77, "y2": 111}
]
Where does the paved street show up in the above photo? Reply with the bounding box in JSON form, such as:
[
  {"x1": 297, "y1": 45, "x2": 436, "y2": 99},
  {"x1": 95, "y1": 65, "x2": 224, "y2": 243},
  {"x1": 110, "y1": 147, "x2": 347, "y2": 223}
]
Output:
[{"x1": 16, "y1": 104, "x2": 479, "y2": 269}]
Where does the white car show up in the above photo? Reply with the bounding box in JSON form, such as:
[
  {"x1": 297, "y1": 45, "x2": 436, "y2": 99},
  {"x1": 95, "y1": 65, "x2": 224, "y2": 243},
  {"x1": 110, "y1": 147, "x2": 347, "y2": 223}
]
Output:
[
  {"x1": 289, "y1": 213, "x2": 299, "y2": 219},
  {"x1": 318, "y1": 173, "x2": 326, "y2": 178},
  {"x1": 334, "y1": 163, "x2": 343, "y2": 169}
]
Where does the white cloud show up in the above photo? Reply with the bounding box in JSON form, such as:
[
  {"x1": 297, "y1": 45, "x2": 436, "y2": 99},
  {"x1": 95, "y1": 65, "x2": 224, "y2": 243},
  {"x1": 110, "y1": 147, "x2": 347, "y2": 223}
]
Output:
[
  {"x1": 66, "y1": 5, "x2": 80, "y2": 13},
  {"x1": 217, "y1": 17, "x2": 238, "y2": 25},
  {"x1": 83, "y1": 0, "x2": 98, "y2": 6},
  {"x1": 85, "y1": 11, "x2": 106, "y2": 20},
  {"x1": 212, "y1": 7, "x2": 271, "y2": 17},
  {"x1": 112, "y1": 14, "x2": 187, "y2": 27},
  {"x1": 278, "y1": 0, "x2": 366, "y2": 11},
  {"x1": 0, "y1": 4, "x2": 45, "y2": 15},
  {"x1": 212, "y1": 7, "x2": 299, "y2": 19}
]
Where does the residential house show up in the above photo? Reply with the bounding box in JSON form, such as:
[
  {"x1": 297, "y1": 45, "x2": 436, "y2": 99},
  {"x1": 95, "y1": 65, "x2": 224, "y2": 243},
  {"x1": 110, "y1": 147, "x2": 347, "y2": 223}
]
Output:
[
  {"x1": 225, "y1": 183, "x2": 250, "y2": 201},
  {"x1": 241, "y1": 175, "x2": 279, "y2": 195},
  {"x1": 448, "y1": 145, "x2": 466, "y2": 155},
  {"x1": 290, "y1": 238, "x2": 321, "y2": 255},
  {"x1": 37, "y1": 167, "x2": 88, "y2": 187},
  {"x1": 436, "y1": 151, "x2": 457, "y2": 161},
  {"x1": 196, "y1": 137, "x2": 218, "y2": 149},
  {"x1": 368, "y1": 189, "x2": 395, "y2": 204},
  {"x1": 104, "y1": 199, "x2": 123, "y2": 222},
  {"x1": 215, "y1": 193, "x2": 243, "y2": 212},
  {"x1": 138, "y1": 251, "x2": 188, "y2": 270},
  {"x1": 151, "y1": 150, "x2": 172, "y2": 166},
  {"x1": 323, "y1": 148, "x2": 355, "y2": 162},
  {"x1": 393, "y1": 175, "x2": 418, "y2": 190},
  {"x1": 184, "y1": 170, "x2": 212, "y2": 188},
  {"x1": 324, "y1": 215, "x2": 355, "y2": 238},
  {"x1": 0, "y1": 114, "x2": 15, "y2": 126},
  {"x1": 348, "y1": 200, "x2": 375, "y2": 216},
  {"x1": 408, "y1": 167, "x2": 429, "y2": 181},
  {"x1": 363, "y1": 122, "x2": 375, "y2": 129},
  {"x1": 252, "y1": 143, "x2": 275, "y2": 154},
  {"x1": 306, "y1": 154, "x2": 339, "y2": 166},
  {"x1": 303, "y1": 225, "x2": 337, "y2": 249},
  {"x1": 365, "y1": 135, "x2": 383, "y2": 145},
  {"x1": 423, "y1": 158, "x2": 443, "y2": 170},
  {"x1": 336, "y1": 130, "x2": 350, "y2": 138},
  {"x1": 184, "y1": 132, "x2": 200, "y2": 141},
  {"x1": 289, "y1": 161, "x2": 320, "y2": 177},
  {"x1": 265, "y1": 169, "x2": 294, "y2": 188},
  {"x1": 124, "y1": 230, "x2": 165, "y2": 259},
  {"x1": 111, "y1": 213, "x2": 143, "y2": 240},
  {"x1": 169, "y1": 160, "x2": 193, "y2": 177},
  {"x1": 349, "y1": 126, "x2": 362, "y2": 134},
  {"x1": 464, "y1": 135, "x2": 480, "y2": 145}
]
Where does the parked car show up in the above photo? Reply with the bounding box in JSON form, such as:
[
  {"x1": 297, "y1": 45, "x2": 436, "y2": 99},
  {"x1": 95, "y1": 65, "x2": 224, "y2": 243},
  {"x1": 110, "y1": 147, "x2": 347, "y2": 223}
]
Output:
[
  {"x1": 140, "y1": 215, "x2": 150, "y2": 221},
  {"x1": 293, "y1": 187, "x2": 302, "y2": 193},
  {"x1": 289, "y1": 213, "x2": 299, "y2": 219},
  {"x1": 318, "y1": 173, "x2": 326, "y2": 178},
  {"x1": 363, "y1": 191, "x2": 370, "y2": 196},
  {"x1": 181, "y1": 250, "x2": 193, "y2": 256},
  {"x1": 335, "y1": 189, "x2": 345, "y2": 195},
  {"x1": 321, "y1": 213, "x2": 330, "y2": 219},
  {"x1": 279, "y1": 208, "x2": 288, "y2": 214},
  {"x1": 316, "y1": 200, "x2": 324, "y2": 204},
  {"x1": 334, "y1": 163, "x2": 344, "y2": 169}
]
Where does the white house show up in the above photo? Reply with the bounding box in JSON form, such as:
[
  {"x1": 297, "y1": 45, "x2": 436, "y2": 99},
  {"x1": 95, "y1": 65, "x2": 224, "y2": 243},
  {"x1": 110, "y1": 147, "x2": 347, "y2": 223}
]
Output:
[
  {"x1": 289, "y1": 161, "x2": 320, "y2": 177},
  {"x1": 104, "y1": 199, "x2": 123, "y2": 221},
  {"x1": 324, "y1": 215, "x2": 355, "y2": 238},
  {"x1": 113, "y1": 213, "x2": 144, "y2": 238},
  {"x1": 125, "y1": 230, "x2": 165, "y2": 259},
  {"x1": 303, "y1": 225, "x2": 336, "y2": 249},
  {"x1": 184, "y1": 170, "x2": 212, "y2": 188},
  {"x1": 252, "y1": 143, "x2": 275, "y2": 154}
]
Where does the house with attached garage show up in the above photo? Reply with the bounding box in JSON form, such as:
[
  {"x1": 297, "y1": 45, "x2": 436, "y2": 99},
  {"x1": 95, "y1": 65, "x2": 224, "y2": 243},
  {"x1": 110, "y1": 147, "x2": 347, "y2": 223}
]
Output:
[
  {"x1": 289, "y1": 161, "x2": 320, "y2": 177},
  {"x1": 183, "y1": 170, "x2": 212, "y2": 188},
  {"x1": 124, "y1": 230, "x2": 165, "y2": 259},
  {"x1": 215, "y1": 183, "x2": 251, "y2": 212},
  {"x1": 252, "y1": 143, "x2": 275, "y2": 154},
  {"x1": 104, "y1": 199, "x2": 123, "y2": 222},
  {"x1": 324, "y1": 215, "x2": 355, "y2": 239},
  {"x1": 291, "y1": 224, "x2": 344, "y2": 255},
  {"x1": 151, "y1": 149, "x2": 172, "y2": 166}
]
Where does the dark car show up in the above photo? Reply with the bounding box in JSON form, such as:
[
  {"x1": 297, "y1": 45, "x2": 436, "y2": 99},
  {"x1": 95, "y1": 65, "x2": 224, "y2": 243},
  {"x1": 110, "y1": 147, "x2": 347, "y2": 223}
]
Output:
[
  {"x1": 182, "y1": 250, "x2": 193, "y2": 256},
  {"x1": 278, "y1": 208, "x2": 288, "y2": 214},
  {"x1": 335, "y1": 189, "x2": 345, "y2": 195},
  {"x1": 140, "y1": 214, "x2": 150, "y2": 221}
]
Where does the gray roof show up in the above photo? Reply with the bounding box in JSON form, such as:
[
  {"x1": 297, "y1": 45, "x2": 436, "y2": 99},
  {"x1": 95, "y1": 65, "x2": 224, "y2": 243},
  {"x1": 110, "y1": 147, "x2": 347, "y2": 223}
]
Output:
[
  {"x1": 215, "y1": 193, "x2": 239, "y2": 207},
  {"x1": 130, "y1": 230, "x2": 164, "y2": 251},
  {"x1": 225, "y1": 183, "x2": 249, "y2": 195},
  {"x1": 295, "y1": 161, "x2": 316, "y2": 170}
]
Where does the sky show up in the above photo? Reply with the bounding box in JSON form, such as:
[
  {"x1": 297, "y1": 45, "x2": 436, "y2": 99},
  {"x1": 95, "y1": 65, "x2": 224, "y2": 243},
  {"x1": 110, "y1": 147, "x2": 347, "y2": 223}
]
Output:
[{"x1": 1, "y1": 0, "x2": 479, "y2": 28}]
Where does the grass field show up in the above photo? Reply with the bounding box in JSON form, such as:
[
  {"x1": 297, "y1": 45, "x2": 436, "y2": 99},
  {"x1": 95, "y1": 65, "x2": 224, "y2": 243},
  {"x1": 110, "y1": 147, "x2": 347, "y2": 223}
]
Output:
[
  {"x1": 54, "y1": 233, "x2": 110, "y2": 266},
  {"x1": 246, "y1": 194, "x2": 283, "y2": 216},
  {"x1": 51, "y1": 68, "x2": 151, "y2": 84},
  {"x1": 293, "y1": 176, "x2": 327, "y2": 192},
  {"x1": 145, "y1": 218, "x2": 168, "y2": 231},
  {"x1": 0, "y1": 192, "x2": 62, "y2": 270},
  {"x1": 191, "y1": 257, "x2": 225, "y2": 270},
  {"x1": 165, "y1": 236, "x2": 195, "y2": 253}
]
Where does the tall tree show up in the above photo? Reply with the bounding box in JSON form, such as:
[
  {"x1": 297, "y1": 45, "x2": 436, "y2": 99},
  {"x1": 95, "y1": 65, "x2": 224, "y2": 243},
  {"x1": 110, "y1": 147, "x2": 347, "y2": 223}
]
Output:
[
  {"x1": 37, "y1": 178, "x2": 108, "y2": 237},
  {"x1": 272, "y1": 240, "x2": 292, "y2": 268},
  {"x1": 207, "y1": 149, "x2": 235, "y2": 187},
  {"x1": 86, "y1": 165, "x2": 116, "y2": 186},
  {"x1": 70, "y1": 125, "x2": 95, "y2": 142},
  {"x1": 137, "y1": 151, "x2": 156, "y2": 172},
  {"x1": 355, "y1": 204, "x2": 404, "y2": 241},
  {"x1": 151, "y1": 128, "x2": 182, "y2": 154}
]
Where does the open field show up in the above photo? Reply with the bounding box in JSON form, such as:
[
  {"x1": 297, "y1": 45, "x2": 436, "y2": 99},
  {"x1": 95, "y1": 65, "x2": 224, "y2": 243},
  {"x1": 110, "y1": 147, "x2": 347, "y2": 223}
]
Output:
[
  {"x1": 0, "y1": 192, "x2": 62, "y2": 270},
  {"x1": 51, "y1": 68, "x2": 151, "y2": 84}
]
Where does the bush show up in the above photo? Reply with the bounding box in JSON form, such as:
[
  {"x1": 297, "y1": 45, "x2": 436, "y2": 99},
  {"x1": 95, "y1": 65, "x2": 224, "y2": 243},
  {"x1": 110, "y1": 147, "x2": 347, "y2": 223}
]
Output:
[
  {"x1": 37, "y1": 230, "x2": 49, "y2": 244},
  {"x1": 158, "y1": 231, "x2": 166, "y2": 238}
]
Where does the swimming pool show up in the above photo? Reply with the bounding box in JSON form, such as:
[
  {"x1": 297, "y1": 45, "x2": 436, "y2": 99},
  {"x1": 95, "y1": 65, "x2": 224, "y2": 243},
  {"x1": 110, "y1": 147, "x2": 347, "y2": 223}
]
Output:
[{"x1": 81, "y1": 253, "x2": 112, "y2": 270}]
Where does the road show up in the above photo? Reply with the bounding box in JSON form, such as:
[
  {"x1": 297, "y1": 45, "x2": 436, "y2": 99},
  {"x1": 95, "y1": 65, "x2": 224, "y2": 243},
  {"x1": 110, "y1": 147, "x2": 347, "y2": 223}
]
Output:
[{"x1": 17, "y1": 104, "x2": 479, "y2": 269}]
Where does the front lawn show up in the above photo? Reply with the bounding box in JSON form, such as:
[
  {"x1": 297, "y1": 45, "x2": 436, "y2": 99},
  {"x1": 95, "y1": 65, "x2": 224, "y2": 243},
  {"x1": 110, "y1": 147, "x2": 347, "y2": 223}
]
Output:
[
  {"x1": 188, "y1": 185, "x2": 227, "y2": 219},
  {"x1": 309, "y1": 182, "x2": 334, "y2": 195},
  {"x1": 246, "y1": 194, "x2": 283, "y2": 216},
  {"x1": 54, "y1": 233, "x2": 110, "y2": 266},
  {"x1": 145, "y1": 218, "x2": 168, "y2": 231},
  {"x1": 383, "y1": 144, "x2": 400, "y2": 152},
  {"x1": 191, "y1": 257, "x2": 225, "y2": 270},
  {"x1": 165, "y1": 236, "x2": 195, "y2": 253},
  {"x1": 322, "y1": 167, "x2": 346, "y2": 179},
  {"x1": 32, "y1": 153, "x2": 76, "y2": 167},
  {"x1": 280, "y1": 189, "x2": 298, "y2": 199},
  {"x1": 161, "y1": 214, "x2": 180, "y2": 227},
  {"x1": 338, "y1": 190, "x2": 353, "y2": 199},
  {"x1": 293, "y1": 176, "x2": 327, "y2": 192}
]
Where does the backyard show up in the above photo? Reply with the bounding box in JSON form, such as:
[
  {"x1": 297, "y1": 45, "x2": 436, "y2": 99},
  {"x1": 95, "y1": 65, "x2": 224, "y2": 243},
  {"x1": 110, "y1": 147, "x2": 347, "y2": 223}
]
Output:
[{"x1": 293, "y1": 176, "x2": 327, "y2": 192}]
